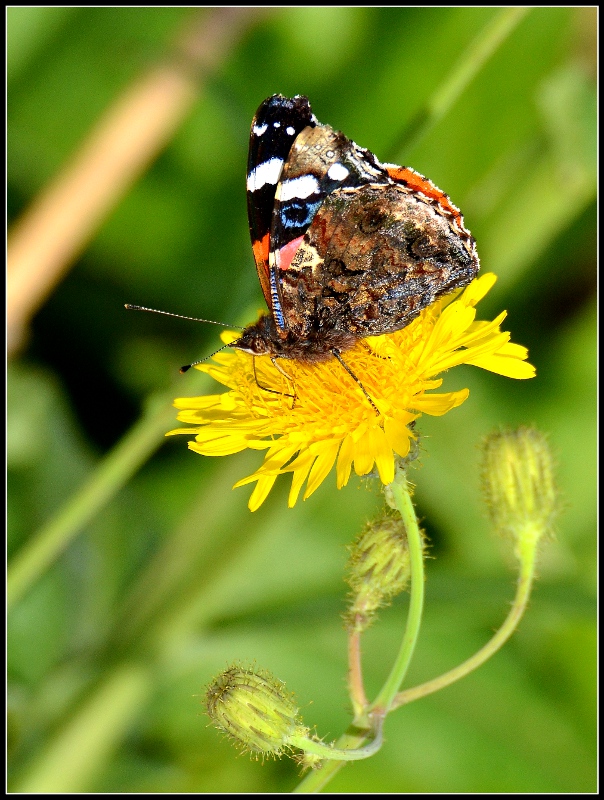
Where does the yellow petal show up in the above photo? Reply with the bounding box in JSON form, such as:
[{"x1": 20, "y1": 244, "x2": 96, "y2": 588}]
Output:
[
  {"x1": 466, "y1": 354, "x2": 536, "y2": 378},
  {"x1": 413, "y1": 389, "x2": 469, "y2": 415},
  {"x1": 248, "y1": 474, "x2": 278, "y2": 511},
  {"x1": 189, "y1": 438, "x2": 249, "y2": 456},
  {"x1": 460, "y1": 272, "x2": 497, "y2": 306},
  {"x1": 370, "y1": 426, "x2": 395, "y2": 485},
  {"x1": 303, "y1": 441, "x2": 341, "y2": 500},
  {"x1": 219, "y1": 330, "x2": 242, "y2": 345},
  {"x1": 288, "y1": 453, "x2": 316, "y2": 507},
  {"x1": 336, "y1": 433, "x2": 355, "y2": 488},
  {"x1": 166, "y1": 426, "x2": 202, "y2": 436},
  {"x1": 451, "y1": 312, "x2": 507, "y2": 350},
  {"x1": 353, "y1": 428, "x2": 376, "y2": 476},
  {"x1": 173, "y1": 394, "x2": 223, "y2": 410},
  {"x1": 384, "y1": 417, "x2": 413, "y2": 458},
  {"x1": 496, "y1": 341, "x2": 529, "y2": 359}
]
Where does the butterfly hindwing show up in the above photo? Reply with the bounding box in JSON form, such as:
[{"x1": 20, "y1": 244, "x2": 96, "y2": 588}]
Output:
[{"x1": 279, "y1": 181, "x2": 479, "y2": 338}]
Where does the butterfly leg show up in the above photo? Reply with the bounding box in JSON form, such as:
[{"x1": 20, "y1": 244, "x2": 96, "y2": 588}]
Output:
[
  {"x1": 252, "y1": 356, "x2": 297, "y2": 406},
  {"x1": 271, "y1": 357, "x2": 299, "y2": 408},
  {"x1": 331, "y1": 350, "x2": 380, "y2": 415},
  {"x1": 271, "y1": 356, "x2": 294, "y2": 383}
]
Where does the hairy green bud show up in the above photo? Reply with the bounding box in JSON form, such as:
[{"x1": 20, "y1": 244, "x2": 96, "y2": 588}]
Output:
[
  {"x1": 345, "y1": 513, "x2": 411, "y2": 632},
  {"x1": 482, "y1": 427, "x2": 557, "y2": 563},
  {"x1": 205, "y1": 666, "x2": 309, "y2": 757}
]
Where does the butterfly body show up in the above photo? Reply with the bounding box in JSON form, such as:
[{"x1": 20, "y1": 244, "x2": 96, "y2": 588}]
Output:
[{"x1": 238, "y1": 95, "x2": 479, "y2": 363}]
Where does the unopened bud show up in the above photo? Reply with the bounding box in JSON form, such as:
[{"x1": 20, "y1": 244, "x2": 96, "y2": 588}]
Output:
[
  {"x1": 205, "y1": 666, "x2": 309, "y2": 757},
  {"x1": 345, "y1": 514, "x2": 411, "y2": 631},
  {"x1": 482, "y1": 427, "x2": 557, "y2": 562}
]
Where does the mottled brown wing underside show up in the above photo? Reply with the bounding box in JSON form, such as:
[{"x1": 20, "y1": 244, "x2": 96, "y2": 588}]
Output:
[{"x1": 280, "y1": 183, "x2": 479, "y2": 338}]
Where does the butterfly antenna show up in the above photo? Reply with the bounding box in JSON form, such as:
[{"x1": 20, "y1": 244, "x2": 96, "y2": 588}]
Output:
[
  {"x1": 180, "y1": 342, "x2": 232, "y2": 373},
  {"x1": 124, "y1": 304, "x2": 243, "y2": 330}
]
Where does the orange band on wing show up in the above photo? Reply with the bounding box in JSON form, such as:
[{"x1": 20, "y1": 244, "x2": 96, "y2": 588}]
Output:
[
  {"x1": 252, "y1": 233, "x2": 271, "y2": 306},
  {"x1": 386, "y1": 165, "x2": 464, "y2": 228}
]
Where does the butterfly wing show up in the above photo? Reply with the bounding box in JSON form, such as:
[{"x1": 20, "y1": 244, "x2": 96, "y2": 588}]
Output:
[
  {"x1": 279, "y1": 181, "x2": 479, "y2": 338},
  {"x1": 268, "y1": 123, "x2": 391, "y2": 333},
  {"x1": 385, "y1": 164, "x2": 473, "y2": 246},
  {"x1": 246, "y1": 95, "x2": 316, "y2": 309}
]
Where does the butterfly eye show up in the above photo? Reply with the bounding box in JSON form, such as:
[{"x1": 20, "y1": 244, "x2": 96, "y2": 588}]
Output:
[
  {"x1": 281, "y1": 199, "x2": 321, "y2": 229},
  {"x1": 283, "y1": 201, "x2": 307, "y2": 224}
]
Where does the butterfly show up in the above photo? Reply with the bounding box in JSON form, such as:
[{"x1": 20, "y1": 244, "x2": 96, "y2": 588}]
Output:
[{"x1": 237, "y1": 94, "x2": 479, "y2": 364}]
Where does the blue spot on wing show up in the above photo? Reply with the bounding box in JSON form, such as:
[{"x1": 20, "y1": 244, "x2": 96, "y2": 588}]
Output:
[{"x1": 279, "y1": 199, "x2": 323, "y2": 229}]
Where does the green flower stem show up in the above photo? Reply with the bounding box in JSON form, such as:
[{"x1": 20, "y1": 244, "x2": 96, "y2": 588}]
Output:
[
  {"x1": 291, "y1": 725, "x2": 377, "y2": 793},
  {"x1": 348, "y1": 625, "x2": 369, "y2": 720},
  {"x1": 294, "y1": 472, "x2": 423, "y2": 793},
  {"x1": 370, "y1": 473, "x2": 425, "y2": 714},
  {"x1": 392, "y1": 7, "x2": 530, "y2": 157},
  {"x1": 8, "y1": 377, "x2": 209, "y2": 610},
  {"x1": 290, "y1": 726, "x2": 383, "y2": 762},
  {"x1": 392, "y1": 544, "x2": 537, "y2": 710}
]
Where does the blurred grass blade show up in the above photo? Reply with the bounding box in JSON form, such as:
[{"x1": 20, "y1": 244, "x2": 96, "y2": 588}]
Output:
[
  {"x1": 392, "y1": 7, "x2": 530, "y2": 157},
  {"x1": 481, "y1": 64, "x2": 596, "y2": 286},
  {"x1": 12, "y1": 664, "x2": 151, "y2": 793},
  {"x1": 7, "y1": 7, "x2": 260, "y2": 353},
  {"x1": 7, "y1": 380, "x2": 208, "y2": 610}
]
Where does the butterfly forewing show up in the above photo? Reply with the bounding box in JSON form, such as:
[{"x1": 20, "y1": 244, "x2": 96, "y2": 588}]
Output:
[{"x1": 246, "y1": 95, "x2": 316, "y2": 308}]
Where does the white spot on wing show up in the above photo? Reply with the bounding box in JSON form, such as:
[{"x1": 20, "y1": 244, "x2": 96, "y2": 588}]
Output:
[
  {"x1": 286, "y1": 126, "x2": 295, "y2": 136},
  {"x1": 273, "y1": 121, "x2": 281, "y2": 128},
  {"x1": 253, "y1": 123, "x2": 268, "y2": 136},
  {"x1": 327, "y1": 163, "x2": 350, "y2": 181},
  {"x1": 247, "y1": 157, "x2": 283, "y2": 192},
  {"x1": 278, "y1": 174, "x2": 320, "y2": 202}
]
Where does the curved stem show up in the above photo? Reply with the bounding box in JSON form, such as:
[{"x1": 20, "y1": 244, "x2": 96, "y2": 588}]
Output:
[
  {"x1": 370, "y1": 473, "x2": 425, "y2": 713},
  {"x1": 347, "y1": 625, "x2": 369, "y2": 719},
  {"x1": 291, "y1": 724, "x2": 383, "y2": 762},
  {"x1": 392, "y1": 552, "x2": 536, "y2": 709},
  {"x1": 291, "y1": 724, "x2": 377, "y2": 793}
]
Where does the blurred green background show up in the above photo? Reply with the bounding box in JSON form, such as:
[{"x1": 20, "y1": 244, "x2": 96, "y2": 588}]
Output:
[{"x1": 7, "y1": 7, "x2": 596, "y2": 793}]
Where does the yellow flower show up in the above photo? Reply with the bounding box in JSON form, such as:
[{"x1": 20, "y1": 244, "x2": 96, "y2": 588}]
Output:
[{"x1": 168, "y1": 274, "x2": 535, "y2": 511}]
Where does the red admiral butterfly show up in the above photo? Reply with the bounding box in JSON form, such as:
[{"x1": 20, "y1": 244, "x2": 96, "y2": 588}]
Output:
[{"x1": 237, "y1": 94, "x2": 479, "y2": 364}]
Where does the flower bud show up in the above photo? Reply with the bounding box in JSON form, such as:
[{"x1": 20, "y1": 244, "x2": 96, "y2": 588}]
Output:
[
  {"x1": 345, "y1": 514, "x2": 411, "y2": 631},
  {"x1": 481, "y1": 427, "x2": 557, "y2": 562},
  {"x1": 205, "y1": 666, "x2": 309, "y2": 757}
]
